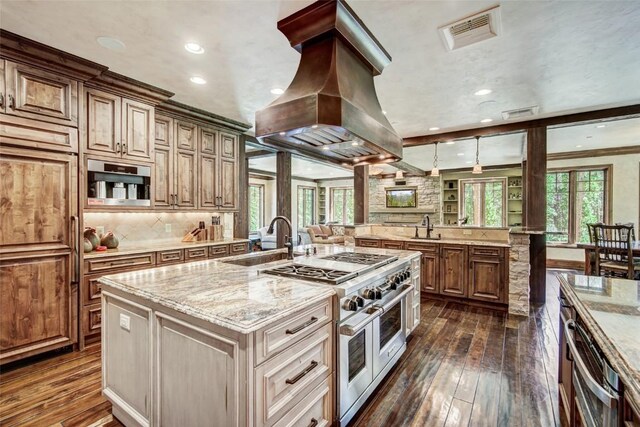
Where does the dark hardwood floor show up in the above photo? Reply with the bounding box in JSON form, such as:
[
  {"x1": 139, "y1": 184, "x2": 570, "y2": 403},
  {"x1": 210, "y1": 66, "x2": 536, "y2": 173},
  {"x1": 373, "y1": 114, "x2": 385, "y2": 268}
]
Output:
[{"x1": 0, "y1": 272, "x2": 568, "y2": 427}]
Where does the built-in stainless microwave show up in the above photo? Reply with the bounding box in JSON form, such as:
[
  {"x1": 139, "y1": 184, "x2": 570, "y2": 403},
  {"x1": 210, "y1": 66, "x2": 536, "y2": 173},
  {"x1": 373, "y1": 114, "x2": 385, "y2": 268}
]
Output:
[{"x1": 87, "y1": 159, "x2": 151, "y2": 207}]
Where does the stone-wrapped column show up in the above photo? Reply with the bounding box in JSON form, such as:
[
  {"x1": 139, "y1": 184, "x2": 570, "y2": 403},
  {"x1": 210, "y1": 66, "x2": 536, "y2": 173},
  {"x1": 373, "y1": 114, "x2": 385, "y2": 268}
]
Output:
[{"x1": 509, "y1": 232, "x2": 531, "y2": 316}]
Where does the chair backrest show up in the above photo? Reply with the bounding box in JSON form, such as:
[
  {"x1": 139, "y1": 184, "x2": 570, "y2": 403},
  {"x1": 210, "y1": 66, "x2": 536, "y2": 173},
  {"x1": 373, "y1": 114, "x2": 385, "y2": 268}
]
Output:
[
  {"x1": 586, "y1": 222, "x2": 603, "y2": 243},
  {"x1": 615, "y1": 222, "x2": 636, "y2": 242},
  {"x1": 592, "y1": 223, "x2": 634, "y2": 263}
]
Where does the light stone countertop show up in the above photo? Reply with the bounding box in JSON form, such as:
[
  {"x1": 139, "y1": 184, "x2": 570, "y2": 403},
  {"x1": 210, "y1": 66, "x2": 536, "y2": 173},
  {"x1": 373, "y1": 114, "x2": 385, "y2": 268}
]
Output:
[
  {"x1": 84, "y1": 237, "x2": 249, "y2": 259},
  {"x1": 98, "y1": 244, "x2": 420, "y2": 334},
  {"x1": 556, "y1": 273, "x2": 640, "y2": 415},
  {"x1": 355, "y1": 234, "x2": 511, "y2": 248}
]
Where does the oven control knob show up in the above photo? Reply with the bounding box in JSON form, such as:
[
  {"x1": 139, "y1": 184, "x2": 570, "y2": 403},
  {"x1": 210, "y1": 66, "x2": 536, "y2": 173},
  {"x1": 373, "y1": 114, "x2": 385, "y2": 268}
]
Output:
[
  {"x1": 353, "y1": 296, "x2": 364, "y2": 307},
  {"x1": 362, "y1": 288, "x2": 376, "y2": 300},
  {"x1": 373, "y1": 287, "x2": 383, "y2": 299},
  {"x1": 342, "y1": 299, "x2": 358, "y2": 311},
  {"x1": 393, "y1": 274, "x2": 402, "y2": 285},
  {"x1": 403, "y1": 270, "x2": 411, "y2": 281}
]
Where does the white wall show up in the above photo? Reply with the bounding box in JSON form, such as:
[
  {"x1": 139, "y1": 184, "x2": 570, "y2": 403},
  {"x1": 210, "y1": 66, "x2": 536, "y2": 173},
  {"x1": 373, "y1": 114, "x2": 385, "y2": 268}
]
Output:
[{"x1": 547, "y1": 153, "x2": 640, "y2": 261}]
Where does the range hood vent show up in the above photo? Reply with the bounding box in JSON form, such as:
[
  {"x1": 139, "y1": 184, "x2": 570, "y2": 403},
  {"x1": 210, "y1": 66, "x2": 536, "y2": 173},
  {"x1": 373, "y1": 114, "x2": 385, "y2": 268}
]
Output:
[
  {"x1": 255, "y1": 0, "x2": 403, "y2": 166},
  {"x1": 438, "y1": 5, "x2": 502, "y2": 51},
  {"x1": 502, "y1": 105, "x2": 539, "y2": 120}
]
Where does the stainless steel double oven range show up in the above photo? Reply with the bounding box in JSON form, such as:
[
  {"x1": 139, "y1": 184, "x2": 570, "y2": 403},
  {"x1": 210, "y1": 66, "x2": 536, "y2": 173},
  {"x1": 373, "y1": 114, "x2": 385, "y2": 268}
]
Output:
[{"x1": 263, "y1": 250, "x2": 420, "y2": 426}]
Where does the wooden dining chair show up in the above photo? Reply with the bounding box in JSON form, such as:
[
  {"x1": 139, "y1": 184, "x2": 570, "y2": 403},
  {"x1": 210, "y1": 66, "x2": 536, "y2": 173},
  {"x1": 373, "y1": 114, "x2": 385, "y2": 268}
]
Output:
[{"x1": 593, "y1": 224, "x2": 640, "y2": 279}]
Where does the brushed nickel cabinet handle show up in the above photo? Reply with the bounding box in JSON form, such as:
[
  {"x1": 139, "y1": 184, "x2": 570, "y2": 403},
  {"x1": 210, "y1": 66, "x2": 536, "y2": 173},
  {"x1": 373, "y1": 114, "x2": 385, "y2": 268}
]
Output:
[
  {"x1": 115, "y1": 142, "x2": 120, "y2": 154},
  {"x1": 0, "y1": 93, "x2": 4, "y2": 109},
  {"x1": 123, "y1": 143, "x2": 127, "y2": 154},
  {"x1": 110, "y1": 260, "x2": 135, "y2": 266},
  {"x1": 286, "y1": 316, "x2": 318, "y2": 335},
  {"x1": 285, "y1": 360, "x2": 318, "y2": 385},
  {"x1": 308, "y1": 419, "x2": 318, "y2": 427},
  {"x1": 71, "y1": 215, "x2": 80, "y2": 284},
  {"x1": 7, "y1": 94, "x2": 15, "y2": 109}
]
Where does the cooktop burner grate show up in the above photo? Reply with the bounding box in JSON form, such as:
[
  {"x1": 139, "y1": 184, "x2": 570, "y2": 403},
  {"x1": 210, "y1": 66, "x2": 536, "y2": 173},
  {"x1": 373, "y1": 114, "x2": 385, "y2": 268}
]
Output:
[
  {"x1": 320, "y1": 252, "x2": 397, "y2": 265},
  {"x1": 262, "y1": 265, "x2": 356, "y2": 285}
]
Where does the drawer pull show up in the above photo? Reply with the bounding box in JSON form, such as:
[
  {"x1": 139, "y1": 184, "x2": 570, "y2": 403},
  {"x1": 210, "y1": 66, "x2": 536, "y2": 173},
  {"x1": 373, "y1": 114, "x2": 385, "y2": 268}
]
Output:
[
  {"x1": 110, "y1": 260, "x2": 135, "y2": 266},
  {"x1": 285, "y1": 360, "x2": 318, "y2": 385},
  {"x1": 163, "y1": 254, "x2": 180, "y2": 260},
  {"x1": 286, "y1": 316, "x2": 318, "y2": 335},
  {"x1": 308, "y1": 418, "x2": 318, "y2": 427}
]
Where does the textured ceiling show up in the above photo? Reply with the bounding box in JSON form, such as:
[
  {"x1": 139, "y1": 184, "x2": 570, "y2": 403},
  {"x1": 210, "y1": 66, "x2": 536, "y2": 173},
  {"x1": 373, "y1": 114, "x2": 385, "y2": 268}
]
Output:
[
  {"x1": 249, "y1": 155, "x2": 353, "y2": 179},
  {"x1": 2, "y1": 0, "x2": 639, "y2": 140}
]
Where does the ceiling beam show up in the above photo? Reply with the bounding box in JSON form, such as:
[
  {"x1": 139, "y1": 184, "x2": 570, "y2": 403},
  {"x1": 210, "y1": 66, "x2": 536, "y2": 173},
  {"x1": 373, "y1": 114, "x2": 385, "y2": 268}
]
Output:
[
  {"x1": 403, "y1": 104, "x2": 640, "y2": 147},
  {"x1": 393, "y1": 160, "x2": 427, "y2": 176},
  {"x1": 547, "y1": 145, "x2": 640, "y2": 161},
  {"x1": 246, "y1": 149, "x2": 274, "y2": 159}
]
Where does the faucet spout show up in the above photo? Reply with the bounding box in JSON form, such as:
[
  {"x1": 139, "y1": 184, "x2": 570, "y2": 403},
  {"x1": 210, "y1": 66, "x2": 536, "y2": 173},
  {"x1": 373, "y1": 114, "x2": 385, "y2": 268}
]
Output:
[{"x1": 267, "y1": 216, "x2": 294, "y2": 260}]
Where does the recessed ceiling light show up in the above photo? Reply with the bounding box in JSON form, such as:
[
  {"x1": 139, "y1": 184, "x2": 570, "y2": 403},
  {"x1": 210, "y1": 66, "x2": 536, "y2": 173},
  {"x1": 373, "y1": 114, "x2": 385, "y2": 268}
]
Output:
[
  {"x1": 353, "y1": 158, "x2": 360, "y2": 162},
  {"x1": 351, "y1": 142, "x2": 359, "y2": 146},
  {"x1": 445, "y1": 141, "x2": 455, "y2": 145},
  {"x1": 480, "y1": 118, "x2": 493, "y2": 123},
  {"x1": 379, "y1": 154, "x2": 385, "y2": 159},
  {"x1": 323, "y1": 146, "x2": 330, "y2": 150},
  {"x1": 475, "y1": 89, "x2": 492, "y2": 96},
  {"x1": 184, "y1": 42, "x2": 204, "y2": 54},
  {"x1": 576, "y1": 145, "x2": 583, "y2": 148},
  {"x1": 270, "y1": 88, "x2": 284, "y2": 95},
  {"x1": 596, "y1": 124, "x2": 606, "y2": 128},
  {"x1": 457, "y1": 152, "x2": 465, "y2": 156},
  {"x1": 96, "y1": 36, "x2": 126, "y2": 51},
  {"x1": 429, "y1": 127, "x2": 440, "y2": 131},
  {"x1": 382, "y1": 110, "x2": 387, "y2": 115},
  {"x1": 466, "y1": 161, "x2": 473, "y2": 164},
  {"x1": 190, "y1": 76, "x2": 206, "y2": 85},
  {"x1": 279, "y1": 132, "x2": 286, "y2": 136}
]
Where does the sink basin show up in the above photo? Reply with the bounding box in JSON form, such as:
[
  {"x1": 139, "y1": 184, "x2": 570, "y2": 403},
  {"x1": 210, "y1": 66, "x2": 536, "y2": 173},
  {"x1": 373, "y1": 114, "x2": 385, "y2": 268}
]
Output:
[
  {"x1": 220, "y1": 251, "x2": 304, "y2": 267},
  {"x1": 411, "y1": 236, "x2": 441, "y2": 241}
]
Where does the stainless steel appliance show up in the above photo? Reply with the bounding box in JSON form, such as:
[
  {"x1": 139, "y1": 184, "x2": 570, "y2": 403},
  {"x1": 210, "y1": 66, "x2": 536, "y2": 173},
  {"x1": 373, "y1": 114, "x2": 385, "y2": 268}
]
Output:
[
  {"x1": 564, "y1": 317, "x2": 620, "y2": 426},
  {"x1": 262, "y1": 250, "x2": 415, "y2": 426},
  {"x1": 87, "y1": 159, "x2": 151, "y2": 207}
]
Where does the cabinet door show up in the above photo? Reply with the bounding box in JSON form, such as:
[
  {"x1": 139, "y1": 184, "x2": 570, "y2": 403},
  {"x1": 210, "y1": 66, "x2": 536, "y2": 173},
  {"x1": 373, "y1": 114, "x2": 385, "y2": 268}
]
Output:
[
  {"x1": 439, "y1": 245, "x2": 467, "y2": 297},
  {"x1": 468, "y1": 255, "x2": 504, "y2": 302},
  {"x1": 86, "y1": 88, "x2": 121, "y2": 157},
  {"x1": 122, "y1": 98, "x2": 154, "y2": 161},
  {"x1": 200, "y1": 126, "x2": 217, "y2": 155},
  {"x1": 175, "y1": 150, "x2": 197, "y2": 208},
  {"x1": 219, "y1": 157, "x2": 237, "y2": 210},
  {"x1": 175, "y1": 120, "x2": 197, "y2": 151},
  {"x1": 219, "y1": 132, "x2": 236, "y2": 159},
  {"x1": 153, "y1": 116, "x2": 174, "y2": 208},
  {"x1": 421, "y1": 252, "x2": 439, "y2": 294},
  {"x1": 4, "y1": 61, "x2": 78, "y2": 126},
  {"x1": 199, "y1": 154, "x2": 217, "y2": 208}
]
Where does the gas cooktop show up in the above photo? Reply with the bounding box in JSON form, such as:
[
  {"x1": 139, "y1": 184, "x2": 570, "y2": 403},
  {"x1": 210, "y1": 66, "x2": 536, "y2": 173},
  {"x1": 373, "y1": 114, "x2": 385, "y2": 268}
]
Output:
[
  {"x1": 261, "y1": 264, "x2": 357, "y2": 285},
  {"x1": 320, "y1": 252, "x2": 397, "y2": 266}
]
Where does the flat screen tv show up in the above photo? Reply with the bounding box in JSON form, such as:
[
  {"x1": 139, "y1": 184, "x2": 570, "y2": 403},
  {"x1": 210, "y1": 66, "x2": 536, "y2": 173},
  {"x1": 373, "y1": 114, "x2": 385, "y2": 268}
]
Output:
[{"x1": 385, "y1": 188, "x2": 417, "y2": 208}]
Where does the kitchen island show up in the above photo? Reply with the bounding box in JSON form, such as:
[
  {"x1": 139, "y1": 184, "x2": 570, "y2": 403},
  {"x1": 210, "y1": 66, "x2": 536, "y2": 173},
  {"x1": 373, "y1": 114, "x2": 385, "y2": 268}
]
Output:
[{"x1": 98, "y1": 244, "x2": 421, "y2": 427}]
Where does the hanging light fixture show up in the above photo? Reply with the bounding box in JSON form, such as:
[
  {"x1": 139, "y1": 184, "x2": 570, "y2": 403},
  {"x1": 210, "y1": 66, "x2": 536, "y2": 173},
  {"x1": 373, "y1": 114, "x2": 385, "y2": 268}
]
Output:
[
  {"x1": 431, "y1": 141, "x2": 440, "y2": 177},
  {"x1": 472, "y1": 135, "x2": 483, "y2": 174}
]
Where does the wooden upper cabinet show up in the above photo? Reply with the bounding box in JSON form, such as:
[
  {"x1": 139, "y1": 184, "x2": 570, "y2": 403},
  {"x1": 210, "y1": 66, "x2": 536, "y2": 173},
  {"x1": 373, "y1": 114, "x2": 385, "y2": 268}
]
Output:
[
  {"x1": 199, "y1": 154, "x2": 217, "y2": 209},
  {"x1": 219, "y1": 132, "x2": 237, "y2": 159},
  {"x1": 154, "y1": 115, "x2": 172, "y2": 147},
  {"x1": 175, "y1": 149, "x2": 197, "y2": 208},
  {"x1": 200, "y1": 126, "x2": 217, "y2": 155},
  {"x1": 440, "y1": 245, "x2": 467, "y2": 298},
  {"x1": 122, "y1": 99, "x2": 154, "y2": 161},
  {"x1": 153, "y1": 116, "x2": 174, "y2": 208},
  {"x1": 86, "y1": 88, "x2": 121, "y2": 157},
  {"x1": 468, "y1": 247, "x2": 505, "y2": 303},
  {"x1": 175, "y1": 120, "x2": 197, "y2": 151},
  {"x1": 3, "y1": 60, "x2": 78, "y2": 127},
  {"x1": 219, "y1": 157, "x2": 237, "y2": 210}
]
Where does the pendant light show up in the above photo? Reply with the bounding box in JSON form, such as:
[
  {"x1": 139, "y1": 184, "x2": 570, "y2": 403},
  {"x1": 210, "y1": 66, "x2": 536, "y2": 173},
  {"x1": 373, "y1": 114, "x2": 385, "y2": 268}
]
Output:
[
  {"x1": 472, "y1": 136, "x2": 483, "y2": 174},
  {"x1": 430, "y1": 141, "x2": 440, "y2": 177}
]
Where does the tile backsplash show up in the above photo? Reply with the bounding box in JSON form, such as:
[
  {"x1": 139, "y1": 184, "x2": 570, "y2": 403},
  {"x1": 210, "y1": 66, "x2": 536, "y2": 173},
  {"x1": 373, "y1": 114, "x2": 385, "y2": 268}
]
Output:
[{"x1": 84, "y1": 212, "x2": 235, "y2": 246}]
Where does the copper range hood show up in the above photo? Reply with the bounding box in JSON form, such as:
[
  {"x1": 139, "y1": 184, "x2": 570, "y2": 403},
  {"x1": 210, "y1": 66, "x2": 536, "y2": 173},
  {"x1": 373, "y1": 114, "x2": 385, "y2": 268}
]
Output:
[{"x1": 255, "y1": 0, "x2": 403, "y2": 166}]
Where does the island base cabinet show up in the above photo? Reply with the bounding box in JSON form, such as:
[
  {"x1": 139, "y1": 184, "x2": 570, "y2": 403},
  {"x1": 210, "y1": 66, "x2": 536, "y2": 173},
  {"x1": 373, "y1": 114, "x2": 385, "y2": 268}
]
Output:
[
  {"x1": 272, "y1": 375, "x2": 334, "y2": 427},
  {"x1": 102, "y1": 292, "x2": 151, "y2": 427},
  {"x1": 440, "y1": 245, "x2": 468, "y2": 298}
]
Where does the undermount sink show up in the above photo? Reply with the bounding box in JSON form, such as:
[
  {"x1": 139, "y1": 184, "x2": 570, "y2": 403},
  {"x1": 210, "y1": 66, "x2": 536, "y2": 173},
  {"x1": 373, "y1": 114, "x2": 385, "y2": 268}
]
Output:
[
  {"x1": 411, "y1": 236, "x2": 441, "y2": 241},
  {"x1": 220, "y1": 251, "x2": 304, "y2": 267}
]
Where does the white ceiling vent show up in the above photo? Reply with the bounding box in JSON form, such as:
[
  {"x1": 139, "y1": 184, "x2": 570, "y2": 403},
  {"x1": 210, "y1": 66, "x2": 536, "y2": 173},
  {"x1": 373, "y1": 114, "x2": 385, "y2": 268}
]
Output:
[
  {"x1": 438, "y1": 5, "x2": 502, "y2": 51},
  {"x1": 502, "y1": 106, "x2": 540, "y2": 120}
]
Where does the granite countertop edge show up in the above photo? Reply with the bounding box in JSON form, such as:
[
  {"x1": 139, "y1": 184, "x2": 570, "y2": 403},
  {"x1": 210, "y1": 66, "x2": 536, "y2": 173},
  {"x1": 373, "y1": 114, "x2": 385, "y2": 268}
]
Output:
[
  {"x1": 556, "y1": 275, "x2": 640, "y2": 415},
  {"x1": 85, "y1": 238, "x2": 250, "y2": 259},
  {"x1": 355, "y1": 234, "x2": 511, "y2": 248}
]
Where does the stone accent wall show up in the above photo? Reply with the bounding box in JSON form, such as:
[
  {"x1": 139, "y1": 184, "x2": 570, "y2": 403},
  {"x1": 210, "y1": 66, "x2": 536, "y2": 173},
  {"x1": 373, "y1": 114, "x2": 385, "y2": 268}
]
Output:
[
  {"x1": 368, "y1": 176, "x2": 441, "y2": 224},
  {"x1": 509, "y1": 232, "x2": 531, "y2": 316}
]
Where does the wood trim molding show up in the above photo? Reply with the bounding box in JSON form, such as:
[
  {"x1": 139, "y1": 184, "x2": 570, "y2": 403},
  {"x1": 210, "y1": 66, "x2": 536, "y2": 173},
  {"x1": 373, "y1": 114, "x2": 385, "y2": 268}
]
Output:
[
  {"x1": 249, "y1": 173, "x2": 275, "y2": 181},
  {"x1": 546, "y1": 259, "x2": 584, "y2": 271},
  {"x1": 87, "y1": 70, "x2": 174, "y2": 105},
  {"x1": 403, "y1": 104, "x2": 640, "y2": 147},
  {"x1": 393, "y1": 160, "x2": 426, "y2": 176},
  {"x1": 547, "y1": 145, "x2": 640, "y2": 161},
  {"x1": 156, "y1": 100, "x2": 251, "y2": 132},
  {"x1": 248, "y1": 168, "x2": 316, "y2": 183},
  {"x1": 246, "y1": 150, "x2": 275, "y2": 159}
]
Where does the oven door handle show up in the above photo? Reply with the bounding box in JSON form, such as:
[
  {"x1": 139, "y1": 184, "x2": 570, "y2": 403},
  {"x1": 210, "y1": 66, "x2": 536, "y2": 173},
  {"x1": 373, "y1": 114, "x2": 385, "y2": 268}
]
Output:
[
  {"x1": 564, "y1": 318, "x2": 618, "y2": 408},
  {"x1": 373, "y1": 284, "x2": 414, "y2": 313},
  {"x1": 340, "y1": 308, "x2": 383, "y2": 336}
]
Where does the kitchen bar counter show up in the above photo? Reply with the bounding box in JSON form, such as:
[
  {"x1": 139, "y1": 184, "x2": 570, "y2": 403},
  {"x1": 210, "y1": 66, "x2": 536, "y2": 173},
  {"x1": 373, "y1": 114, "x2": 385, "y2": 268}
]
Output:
[
  {"x1": 84, "y1": 237, "x2": 249, "y2": 259},
  {"x1": 556, "y1": 273, "x2": 640, "y2": 415},
  {"x1": 354, "y1": 234, "x2": 511, "y2": 248}
]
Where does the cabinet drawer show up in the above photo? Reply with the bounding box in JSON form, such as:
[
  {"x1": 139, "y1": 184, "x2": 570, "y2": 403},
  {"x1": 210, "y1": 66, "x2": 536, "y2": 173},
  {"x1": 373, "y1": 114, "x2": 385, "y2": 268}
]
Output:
[
  {"x1": 255, "y1": 297, "x2": 333, "y2": 365},
  {"x1": 82, "y1": 304, "x2": 102, "y2": 337},
  {"x1": 255, "y1": 323, "x2": 333, "y2": 427},
  {"x1": 356, "y1": 239, "x2": 380, "y2": 248},
  {"x1": 85, "y1": 253, "x2": 155, "y2": 274},
  {"x1": 381, "y1": 240, "x2": 404, "y2": 250},
  {"x1": 209, "y1": 244, "x2": 230, "y2": 259},
  {"x1": 83, "y1": 275, "x2": 102, "y2": 306},
  {"x1": 405, "y1": 242, "x2": 438, "y2": 253},
  {"x1": 230, "y1": 242, "x2": 248, "y2": 254},
  {"x1": 157, "y1": 249, "x2": 184, "y2": 265},
  {"x1": 273, "y1": 375, "x2": 333, "y2": 427},
  {"x1": 185, "y1": 247, "x2": 208, "y2": 261},
  {"x1": 470, "y1": 246, "x2": 503, "y2": 257}
]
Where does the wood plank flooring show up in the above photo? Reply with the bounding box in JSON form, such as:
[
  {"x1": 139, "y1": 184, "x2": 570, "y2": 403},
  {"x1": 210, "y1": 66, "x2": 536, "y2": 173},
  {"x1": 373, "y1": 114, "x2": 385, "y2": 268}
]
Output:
[{"x1": 0, "y1": 271, "x2": 568, "y2": 427}]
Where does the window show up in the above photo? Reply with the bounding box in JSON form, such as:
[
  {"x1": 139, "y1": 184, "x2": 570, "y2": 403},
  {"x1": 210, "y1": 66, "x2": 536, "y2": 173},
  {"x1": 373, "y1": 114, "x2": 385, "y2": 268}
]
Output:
[
  {"x1": 460, "y1": 178, "x2": 506, "y2": 227},
  {"x1": 297, "y1": 186, "x2": 316, "y2": 228},
  {"x1": 331, "y1": 187, "x2": 354, "y2": 224},
  {"x1": 248, "y1": 184, "x2": 264, "y2": 232},
  {"x1": 546, "y1": 167, "x2": 609, "y2": 244}
]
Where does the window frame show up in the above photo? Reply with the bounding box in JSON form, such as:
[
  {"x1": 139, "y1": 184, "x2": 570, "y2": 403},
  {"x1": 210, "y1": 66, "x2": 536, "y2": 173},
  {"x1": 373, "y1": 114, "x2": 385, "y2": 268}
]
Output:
[
  {"x1": 248, "y1": 183, "x2": 265, "y2": 233},
  {"x1": 297, "y1": 185, "x2": 316, "y2": 228},
  {"x1": 546, "y1": 165, "x2": 612, "y2": 246},
  {"x1": 459, "y1": 177, "x2": 508, "y2": 227},
  {"x1": 330, "y1": 186, "x2": 355, "y2": 225}
]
